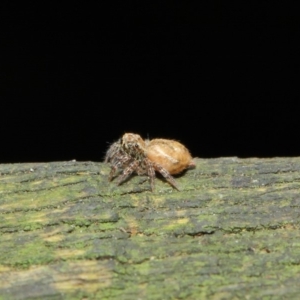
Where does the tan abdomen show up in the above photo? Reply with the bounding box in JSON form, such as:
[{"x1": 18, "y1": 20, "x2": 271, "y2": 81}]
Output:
[{"x1": 146, "y1": 139, "x2": 193, "y2": 174}]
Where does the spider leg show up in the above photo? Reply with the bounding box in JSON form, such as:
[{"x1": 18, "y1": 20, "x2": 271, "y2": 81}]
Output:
[
  {"x1": 105, "y1": 142, "x2": 121, "y2": 163},
  {"x1": 109, "y1": 154, "x2": 131, "y2": 181},
  {"x1": 117, "y1": 160, "x2": 139, "y2": 186},
  {"x1": 145, "y1": 159, "x2": 155, "y2": 191},
  {"x1": 152, "y1": 162, "x2": 180, "y2": 191},
  {"x1": 188, "y1": 160, "x2": 196, "y2": 169}
]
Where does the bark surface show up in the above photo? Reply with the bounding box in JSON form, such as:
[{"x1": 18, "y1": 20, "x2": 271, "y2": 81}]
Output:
[{"x1": 1, "y1": 158, "x2": 300, "y2": 299}]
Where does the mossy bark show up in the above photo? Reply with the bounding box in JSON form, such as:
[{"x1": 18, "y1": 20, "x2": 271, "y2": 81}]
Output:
[{"x1": 1, "y1": 158, "x2": 300, "y2": 299}]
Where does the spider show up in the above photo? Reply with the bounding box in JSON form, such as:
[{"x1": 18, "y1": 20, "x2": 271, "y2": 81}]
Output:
[{"x1": 105, "y1": 133, "x2": 195, "y2": 191}]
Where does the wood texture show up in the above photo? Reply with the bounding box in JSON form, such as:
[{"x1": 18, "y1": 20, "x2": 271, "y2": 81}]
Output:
[{"x1": 1, "y1": 157, "x2": 300, "y2": 299}]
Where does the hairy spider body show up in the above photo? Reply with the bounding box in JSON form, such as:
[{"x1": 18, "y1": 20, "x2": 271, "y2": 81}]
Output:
[{"x1": 105, "y1": 133, "x2": 194, "y2": 191}]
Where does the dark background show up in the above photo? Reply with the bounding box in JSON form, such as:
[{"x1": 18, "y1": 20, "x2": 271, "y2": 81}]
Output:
[{"x1": 2, "y1": 3, "x2": 299, "y2": 163}]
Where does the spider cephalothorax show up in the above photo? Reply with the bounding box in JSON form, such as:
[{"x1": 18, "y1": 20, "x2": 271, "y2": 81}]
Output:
[{"x1": 105, "y1": 133, "x2": 194, "y2": 191}]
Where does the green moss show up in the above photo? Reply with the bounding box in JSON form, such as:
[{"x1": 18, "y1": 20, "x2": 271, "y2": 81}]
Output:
[{"x1": 2, "y1": 159, "x2": 300, "y2": 298}]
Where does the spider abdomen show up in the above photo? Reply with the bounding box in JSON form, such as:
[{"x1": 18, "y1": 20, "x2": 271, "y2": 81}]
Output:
[{"x1": 146, "y1": 139, "x2": 193, "y2": 175}]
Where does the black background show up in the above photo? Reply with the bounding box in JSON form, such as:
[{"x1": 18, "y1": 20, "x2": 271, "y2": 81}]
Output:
[{"x1": 2, "y1": 3, "x2": 299, "y2": 163}]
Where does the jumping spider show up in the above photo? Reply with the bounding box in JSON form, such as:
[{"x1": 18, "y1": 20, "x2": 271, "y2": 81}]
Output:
[{"x1": 105, "y1": 133, "x2": 195, "y2": 191}]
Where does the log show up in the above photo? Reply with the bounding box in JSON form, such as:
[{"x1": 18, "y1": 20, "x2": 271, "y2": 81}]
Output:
[{"x1": 1, "y1": 157, "x2": 300, "y2": 299}]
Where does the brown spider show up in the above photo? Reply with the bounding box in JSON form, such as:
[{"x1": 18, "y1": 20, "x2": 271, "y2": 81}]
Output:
[{"x1": 105, "y1": 133, "x2": 195, "y2": 191}]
